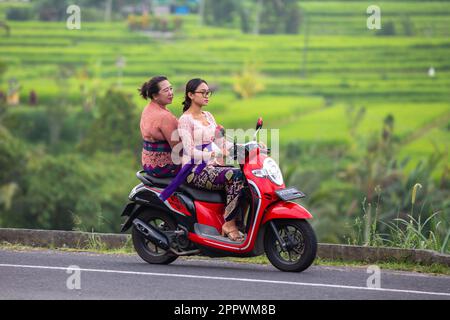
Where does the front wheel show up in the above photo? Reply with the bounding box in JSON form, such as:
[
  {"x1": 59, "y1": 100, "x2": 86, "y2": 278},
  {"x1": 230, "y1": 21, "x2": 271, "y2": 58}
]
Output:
[{"x1": 264, "y1": 219, "x2": 317, "y2": 272}]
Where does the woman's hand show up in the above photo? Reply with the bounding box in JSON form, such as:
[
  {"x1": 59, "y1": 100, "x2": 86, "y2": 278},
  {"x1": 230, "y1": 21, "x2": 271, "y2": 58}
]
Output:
[{"x1": 221, "y1": 148, "x2": 230, "y2": 157}]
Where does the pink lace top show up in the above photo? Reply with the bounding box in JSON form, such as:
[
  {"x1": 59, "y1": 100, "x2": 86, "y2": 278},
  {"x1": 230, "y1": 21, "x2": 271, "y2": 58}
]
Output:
[
  {"x1": 178, "y1": 111, "x2": 230, "y2": 166},
  {"x1": 140, "y1": 102, "x2": 179, "y2": 169}
]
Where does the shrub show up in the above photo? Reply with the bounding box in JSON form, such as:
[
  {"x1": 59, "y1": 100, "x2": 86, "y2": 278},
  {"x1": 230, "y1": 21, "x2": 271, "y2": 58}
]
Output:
[
  {"x1": 141, "y1": 12, "x2": 151, "y2": 30},
  {"x1": 79, "y1": 89, "x2": 140, "y2": 155},
  {"x1": 2, "y1": 107, "x2": 50, "y2": 143},
  {"x1": 127, "y1": 14, "x2": 182, "y2": 32},
  {"x1": 6, "y1": 7, "x2": 33, "y2": 21},
  {"x1": 285, "y1": 4, "x2": 301, "y2": 34},
  {"x1": 259, "y1": 0, "x2": 301, "y2": 35},
  {"x1": 127, "y1": 14, "x2": 139, "y2": 30},
  {"x1": 376, "y1": 21, "x2": 396, "y2": 36},
  {"x1": 173, "y1": 16, "x2": 184, "y2": 31},
  {"x1": 204, "y1": 0, "x2": 238, "y2": 28},
  {"x1": 0, "y1": 127, "x2": 26, "y2": 184},
  {"x1": 35, "y1": 0, "x2": 71, "y2": 21},
  {"x1": 80, "y1": 8, "x2": 105, "y2": 22},
  {"x1": 401, "y1": 15, "x2": 415, "y2": 36},
  {"x1": 233, "y1": 63, "x2": 265, "y2": 99},
  {"x1": 9, "y1": 154, "x2": 101, "y2": 230}
]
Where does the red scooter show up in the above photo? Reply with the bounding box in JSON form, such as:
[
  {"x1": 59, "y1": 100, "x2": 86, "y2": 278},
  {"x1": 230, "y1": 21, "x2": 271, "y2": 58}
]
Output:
[{"x1": 121, "y1": 118, "x2": 317, "y2": 272}]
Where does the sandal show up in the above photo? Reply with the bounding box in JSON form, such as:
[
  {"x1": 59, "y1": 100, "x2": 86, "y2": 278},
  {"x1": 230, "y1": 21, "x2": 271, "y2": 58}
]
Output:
[{"x1": 221, "y1": 227, "x2": 245, "y2": 242}]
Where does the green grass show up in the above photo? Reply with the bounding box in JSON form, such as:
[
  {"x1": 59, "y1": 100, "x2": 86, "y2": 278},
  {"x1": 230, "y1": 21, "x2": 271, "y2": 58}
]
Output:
[{"x1": 348, "y1": 182, "x2": 450, "y2": 254}]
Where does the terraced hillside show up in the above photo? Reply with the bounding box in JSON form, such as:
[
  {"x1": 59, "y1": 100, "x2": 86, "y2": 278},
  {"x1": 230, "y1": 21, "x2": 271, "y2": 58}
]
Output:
[
  {"x1": 0, "y1": 1, "x2": 448, "y2": 242},
  {"x1": 1, "y1": 2, "x2": 449, "y2": 155}
]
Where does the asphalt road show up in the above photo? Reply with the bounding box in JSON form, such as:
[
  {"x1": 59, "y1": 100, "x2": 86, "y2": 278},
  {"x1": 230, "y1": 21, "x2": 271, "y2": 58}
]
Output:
[{"x1": 0, "y1": 248, "x2": 449, "y2": 300}]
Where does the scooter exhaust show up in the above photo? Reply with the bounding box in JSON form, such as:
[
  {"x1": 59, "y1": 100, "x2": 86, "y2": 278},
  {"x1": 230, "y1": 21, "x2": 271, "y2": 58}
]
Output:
[{"x1": 132, "y1": 218, "x2": 170, "y2": 250}]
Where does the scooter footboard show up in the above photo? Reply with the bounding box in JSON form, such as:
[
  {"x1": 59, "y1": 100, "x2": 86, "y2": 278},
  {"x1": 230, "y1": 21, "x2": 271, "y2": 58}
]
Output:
[{"x1": 262, "y1": 201, "x2": 312, "y2": 224}]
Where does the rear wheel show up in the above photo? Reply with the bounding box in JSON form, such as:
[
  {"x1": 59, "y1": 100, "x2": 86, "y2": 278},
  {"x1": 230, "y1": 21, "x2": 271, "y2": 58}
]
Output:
[
  {"x1": 131, "y1": 210, "x2": 178, "y2": 265},
  {"x1": 264, "y1": 219, "x2": 317, "y2": 272}
]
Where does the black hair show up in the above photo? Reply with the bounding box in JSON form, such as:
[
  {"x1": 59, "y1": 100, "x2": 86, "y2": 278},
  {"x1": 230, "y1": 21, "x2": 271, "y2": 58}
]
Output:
[
  {"x1": 182, "y1": 78, "x2": 208, "y2": 113},
  {"x1": 139, "y1": 75, "x2": 168, "y2": 100}
]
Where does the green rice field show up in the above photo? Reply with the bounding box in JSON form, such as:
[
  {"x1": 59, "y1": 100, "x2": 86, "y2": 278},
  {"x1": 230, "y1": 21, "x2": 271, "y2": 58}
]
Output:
[{"x1": 1, "y1": 2, "x2": 449, "y2": 157}]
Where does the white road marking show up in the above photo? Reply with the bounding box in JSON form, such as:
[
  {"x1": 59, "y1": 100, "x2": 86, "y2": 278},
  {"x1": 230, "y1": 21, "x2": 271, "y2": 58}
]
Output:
[{"x1": 0, "y1": 263, "x2": 449, "y2": 297}]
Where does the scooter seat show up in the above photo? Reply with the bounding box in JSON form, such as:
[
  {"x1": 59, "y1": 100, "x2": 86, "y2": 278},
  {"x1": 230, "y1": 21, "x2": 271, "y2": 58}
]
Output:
[
  {"x1": 143, "y1": 175, "x2": 172, "y2": 188},
  {"x1": 180, "y1": 185, "x2": 226, "y2": 203},
  {"x1": 141, "y1": 173, "x2": 226, "y2": 203}
]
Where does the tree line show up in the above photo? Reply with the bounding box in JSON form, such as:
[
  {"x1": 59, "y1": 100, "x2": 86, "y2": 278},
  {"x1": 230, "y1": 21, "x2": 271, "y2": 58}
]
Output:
[{"x1": 203, "y1": 0, "x2": 302, "y2": 34}]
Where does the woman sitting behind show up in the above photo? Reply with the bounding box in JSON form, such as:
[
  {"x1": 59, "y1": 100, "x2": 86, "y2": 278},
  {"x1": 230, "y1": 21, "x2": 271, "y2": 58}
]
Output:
[{"x1": 139, "y1": 76, "x2": 181, "y2": 178}]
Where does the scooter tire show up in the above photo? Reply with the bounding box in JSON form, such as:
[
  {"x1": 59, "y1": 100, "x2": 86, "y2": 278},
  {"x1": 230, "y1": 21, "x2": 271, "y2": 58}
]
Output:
[
  {"x1": 264, "y1": 219, "x2": 317, "y2": 272},
  {"x1": 132, "y1": 209, "x2": 178, "y2": 265}
]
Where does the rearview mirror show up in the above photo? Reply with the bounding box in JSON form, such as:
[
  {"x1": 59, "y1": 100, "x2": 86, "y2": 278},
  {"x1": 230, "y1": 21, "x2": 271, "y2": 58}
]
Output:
[{"x1": 256, "y1": 117, "x2": 263, "y2": 130}]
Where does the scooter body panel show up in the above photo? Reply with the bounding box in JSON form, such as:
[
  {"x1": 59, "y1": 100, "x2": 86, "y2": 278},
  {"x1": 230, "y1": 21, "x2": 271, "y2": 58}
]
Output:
[
  {"x1": 262, "y1": 201, "x2": 313, "y2": 225},
  {"x1": 195, "y1": 201, "x2": 225, "y2": 233}
]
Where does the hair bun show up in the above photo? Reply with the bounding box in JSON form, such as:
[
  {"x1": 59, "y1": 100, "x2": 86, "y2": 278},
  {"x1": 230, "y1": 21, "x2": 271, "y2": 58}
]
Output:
[
  {"x1": 139, "y1": 81, "x2": 148, "y2": 100},
  {"x1": 138, "y1": 76, "x2": 168, "y2": 101}
]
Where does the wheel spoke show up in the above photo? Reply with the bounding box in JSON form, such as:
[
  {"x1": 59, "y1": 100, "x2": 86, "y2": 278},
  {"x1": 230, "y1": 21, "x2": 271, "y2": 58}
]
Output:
[
  {"x1": 275, "y1": 241, "x2": 282, "y2": 253},
  {"x1": 273, "y1": 224, "x2": 306, "y2": 264}
]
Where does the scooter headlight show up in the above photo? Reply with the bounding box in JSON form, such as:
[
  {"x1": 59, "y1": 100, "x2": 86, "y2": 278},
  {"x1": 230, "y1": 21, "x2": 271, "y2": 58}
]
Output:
[
  {"x1": 252, "y1": 157, "x2": 284, "y2": 186},
  {"x1": 264, "y1": 157, "x2": 284, "y2": 186}
]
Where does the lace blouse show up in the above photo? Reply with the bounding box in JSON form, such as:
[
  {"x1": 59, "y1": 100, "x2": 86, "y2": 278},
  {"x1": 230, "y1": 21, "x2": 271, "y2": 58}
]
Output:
[{"x1": 178, "y1": 111, "x2": 230, "y2": 167}]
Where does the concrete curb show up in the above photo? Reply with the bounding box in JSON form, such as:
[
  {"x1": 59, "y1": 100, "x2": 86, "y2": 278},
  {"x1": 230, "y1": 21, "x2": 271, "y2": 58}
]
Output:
[
  {"x1": 0, "y1": 228, "x2": 449, "y2": 267},
  {"x1": 318, "y1": 243, "x2": 450, "y2": 267},
  {"x1": 0, "y1": 228, "x2": 130, "y2": 250}
]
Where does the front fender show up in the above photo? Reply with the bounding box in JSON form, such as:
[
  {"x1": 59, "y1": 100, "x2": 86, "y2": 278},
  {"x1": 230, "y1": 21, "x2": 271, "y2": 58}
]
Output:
[{"x1": 262, "y1": 201, "x2": 313, "y2": 224}]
